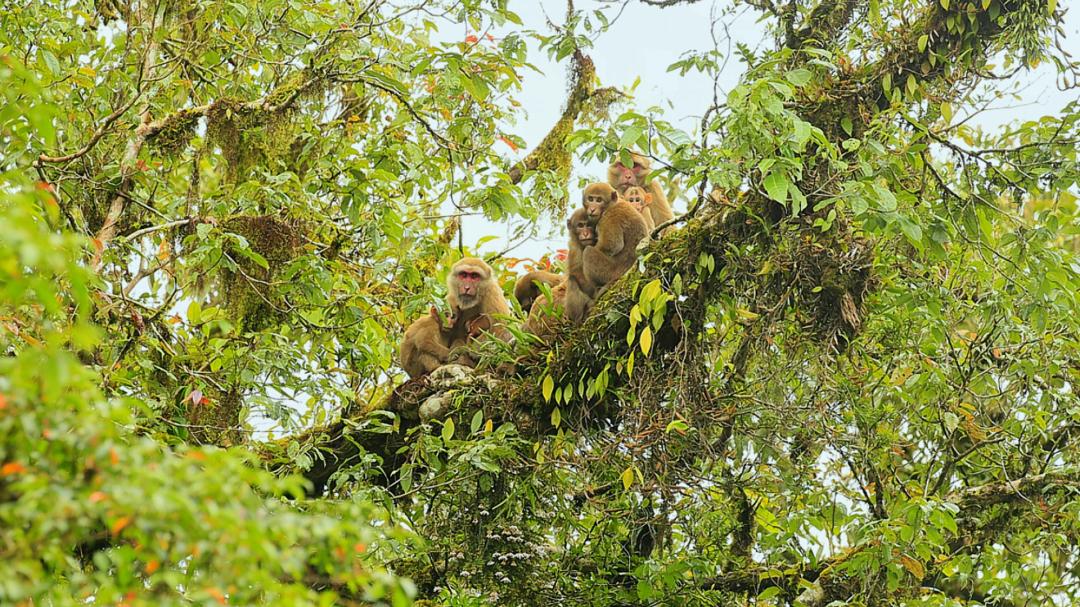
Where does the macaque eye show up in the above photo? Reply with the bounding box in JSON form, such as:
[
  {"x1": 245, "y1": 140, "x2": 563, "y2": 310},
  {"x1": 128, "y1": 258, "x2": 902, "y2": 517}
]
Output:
[{"x1": 469, "y1": 272, "x2": 481, "y2": 280}]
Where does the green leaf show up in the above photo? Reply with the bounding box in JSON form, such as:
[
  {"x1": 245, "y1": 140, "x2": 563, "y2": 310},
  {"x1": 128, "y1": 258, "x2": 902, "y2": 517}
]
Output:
[
  {"x1": 187, "y1": 300, "x2": 202, "y2": 324},
  {"x1": 785, "y1": 68, "x2": 813, "y2": 87},
  {"x1": 40, "y1": 50, "x2": 60, "y2": 76},
  {"x1": 943, "y1": 411, "x2": 960, "y2": 433},
  {"x1": 665, "y1": 420, "x2": 689, "y2": 434},
  {"x1": 621, "y1": 466, "x2": 635, "y2": 490},
  {"x1": 941, "y1": 101, "x2": 953, "y2": 123},
  {"x1": 918, "y1": 35, "x2": 929, "y2": 53},
  {"x1": 640, "y1": 326, "x2": 653, "y2": 356},
  {"x1": 542, "y1": 375, "x2": 554, "y2": 402},
  {"x1": 940, "y1": 0, "x2": 950, "y2": 9},
  {"x1": 792, "y1": 120, "x2": 812, "y2": 145},
  {"x1": 550, "y1": 406, "x2": 561, "y2": 428},
  {"x1": 759, "y1": 587, "x2": 782, "y2": 601},
  {"x1": 619, "y1": 125, "x2": 643, "y2": 151},
  {"x1": 470, "y1": 409, "x2": 484, "y2": 434},
  {"x1": 841, "y1": 116, "x2": 853, "y2": 136},
  {"x1": 762, "y1": 171, "x2": 789, "y2": 204},
  {"x1": 441, "y1": 417, "x2": 455, "y2": 442},
  {"x1": 898, "y1": 217, "x2": 923, "y2": 248}
]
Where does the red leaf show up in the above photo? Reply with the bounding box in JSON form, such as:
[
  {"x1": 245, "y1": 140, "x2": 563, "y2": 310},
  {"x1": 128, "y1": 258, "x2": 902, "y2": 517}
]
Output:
[
  {"x1": 111, "y1": 516, "x2": 132, "y2": 535},
  {"x1": 465, "y1": 35, "x2": 479, "y2": 43},
  {"x1": 498, "y1": 135, "x2": 520, "y2": 151},
  {"x1": 89, "y1": 491, "x2": 108, "y2": 503},
  {"x1": 1, "y1": 462, "x2": 26, "y2": 476}
]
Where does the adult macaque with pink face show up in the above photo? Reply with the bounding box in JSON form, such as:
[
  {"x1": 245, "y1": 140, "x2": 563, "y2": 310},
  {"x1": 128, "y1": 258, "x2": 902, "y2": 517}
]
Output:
[
  {"x1": 606, "y1": 151, "x2": 674, "y2": 231},
  {"x1": 446, "y1": 257, "x2": 512, "y2": 344}
]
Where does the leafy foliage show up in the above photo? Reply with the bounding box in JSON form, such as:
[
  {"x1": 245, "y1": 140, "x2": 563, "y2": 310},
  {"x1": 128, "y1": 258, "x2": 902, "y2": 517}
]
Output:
[{"x1": 2, "y1": 0, "x2": 1080, "y2": 606}]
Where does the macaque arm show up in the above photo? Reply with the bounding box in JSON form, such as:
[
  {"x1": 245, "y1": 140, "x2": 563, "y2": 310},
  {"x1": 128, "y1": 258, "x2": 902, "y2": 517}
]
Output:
[
  {"x1": 594, "y1": 219, "x2": 626, "y2": 257},
  {"x1": 582, "y1": 246, "x2": 621, "y2": 289}
]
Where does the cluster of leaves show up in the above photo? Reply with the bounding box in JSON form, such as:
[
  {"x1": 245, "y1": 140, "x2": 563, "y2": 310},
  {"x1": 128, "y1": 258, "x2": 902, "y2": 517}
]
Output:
[
  {"x1": 2, "y1": 0, "x2": 1080, "y2": 605},
  {"x1": 0, "y1": 59, "x2": 414, "y2": 605}
]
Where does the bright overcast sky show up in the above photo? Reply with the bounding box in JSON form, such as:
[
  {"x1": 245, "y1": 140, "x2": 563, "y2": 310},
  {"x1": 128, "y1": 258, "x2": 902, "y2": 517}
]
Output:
[{"x1": 458, "y1": 0, "x2": 1080, "y2": 264}]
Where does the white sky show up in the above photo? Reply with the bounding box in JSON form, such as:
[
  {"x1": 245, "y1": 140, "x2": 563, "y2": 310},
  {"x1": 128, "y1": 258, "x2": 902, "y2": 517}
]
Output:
[{"x1": 458, "y1": 0, "x2": 1080, "y2": 264}]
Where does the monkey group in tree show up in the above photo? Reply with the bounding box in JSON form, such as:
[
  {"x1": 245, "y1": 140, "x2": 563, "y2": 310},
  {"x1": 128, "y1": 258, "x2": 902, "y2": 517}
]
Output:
[{"x1": 399, "y1": 151, "x2": 680, "y2": 378}]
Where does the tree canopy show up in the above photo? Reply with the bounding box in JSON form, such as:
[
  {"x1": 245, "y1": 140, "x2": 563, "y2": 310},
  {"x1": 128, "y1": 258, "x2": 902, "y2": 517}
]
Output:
[{"x1": 2, "y1": 0, "x2": 1079, "y2": 605}]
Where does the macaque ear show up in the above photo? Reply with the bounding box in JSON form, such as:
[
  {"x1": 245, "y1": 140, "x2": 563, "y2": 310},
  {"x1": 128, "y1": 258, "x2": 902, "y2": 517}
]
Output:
[
  {"x1": 644, "y1": 193, "x2": 653, "y2": 204},
  {"x1": 610, "y1": 189, "x2": 618, "y2": 202}
]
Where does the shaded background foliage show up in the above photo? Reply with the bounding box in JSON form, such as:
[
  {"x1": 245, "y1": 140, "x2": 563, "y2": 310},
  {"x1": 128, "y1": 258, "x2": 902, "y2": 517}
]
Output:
[{"x1": 2, "y1": 0, "x2": 1079, "y2": 606}]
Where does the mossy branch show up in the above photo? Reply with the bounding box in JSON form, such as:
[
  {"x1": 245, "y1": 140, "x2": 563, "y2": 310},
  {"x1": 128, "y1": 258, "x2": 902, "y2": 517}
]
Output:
[{"x1": 507, "y1": 50, "x2": 622, "y2": 184}]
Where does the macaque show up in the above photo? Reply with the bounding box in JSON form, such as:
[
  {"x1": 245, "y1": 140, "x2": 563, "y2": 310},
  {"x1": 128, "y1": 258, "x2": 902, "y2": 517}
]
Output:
[
  {"x1": 446, "y1": 257, "x2": 512, "y2": 344},
  {"x1": 514, "y1": 270, "x2": 562, "y2": 313},
  {"x1": 398, "y1": 304, "x2": 495, "y2": 378},
  {"x1": 524, "y1": 208, "x2": 599, "y2": 329},
  {"x1": 607, "y1": 152, "x2": 674, "y2": 231},
  {"x1": 580, "y1": 182, "x2": 648, "y2": 293},
  {"x1": 622, "y1": 186, "x2": 655, "y2": 233},
  {"x1": 399, "y1": 307, "x2": 455, "y2": 378},
  {"x1": 561, "y1": 207, "x2": 601, "y2": 323}
]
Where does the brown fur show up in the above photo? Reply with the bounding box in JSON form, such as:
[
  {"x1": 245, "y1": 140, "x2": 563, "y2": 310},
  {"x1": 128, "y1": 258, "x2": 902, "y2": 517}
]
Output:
[
  {"x1": 514, "y1": 270, "x2": 562, "y2": 313},
  {"x1": 580, "y1": 182, "x2": 648, "y2": 293},
  {"x1": 607, "y1": 152, "x2": 674, "y2": 231},
  {"x1": 399, "y1": 307, "x2": 455, "y2": 378},
  {"x1": 524, "y1": 281, "x2": 568, "y2": 338}
]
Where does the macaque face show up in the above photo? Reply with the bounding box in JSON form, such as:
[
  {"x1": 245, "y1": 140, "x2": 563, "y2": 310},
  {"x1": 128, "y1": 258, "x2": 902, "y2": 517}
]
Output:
[
  {"x1": 611, "y1": 155, "x2": 650, "y2": 189},
  {"x1": 568, "y1": 215, "x2": 597, "y2": 247},
  {"x1": 453, "y1": 265, "x2": 487, "y2": 307},
  {"x1": 624, "y1": 186, "x2": 650, "y2": 212},
  {"x1": 582, "y1": 183, "x2": 618, "y2": 221}
]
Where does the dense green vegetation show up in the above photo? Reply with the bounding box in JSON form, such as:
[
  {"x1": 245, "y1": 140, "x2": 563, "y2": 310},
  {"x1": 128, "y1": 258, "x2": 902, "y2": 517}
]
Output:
[{"x1": 2, "y1": 0, "x2": 1078, "y2": 605}]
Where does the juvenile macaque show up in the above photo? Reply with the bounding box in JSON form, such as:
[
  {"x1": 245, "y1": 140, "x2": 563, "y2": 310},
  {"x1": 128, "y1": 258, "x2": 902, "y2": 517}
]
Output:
[
  {"x1": 514, "y1": 270, "x2": 562, "y2": 313},
  {"x1": 581, "y1": 182, "x2": 648, "y2": 292},
  {"x1": 561, "y1": 207, "x2": 601, "y2": 323},
  {"x1": 607, "y1": 152, "x2": 674, "y2": 231},
  {"x1": 446, "y1": 257, "x2": 512, "y2": 343},
  {"x1": 399, "y1": 307, "x2": 455, "y2": 378},
  {"x1": 622, "y1": 186, "x2": 655, "y2": 233},
  {"x1": 525, "y1": 208, "x2": 599, "y2": 329}
]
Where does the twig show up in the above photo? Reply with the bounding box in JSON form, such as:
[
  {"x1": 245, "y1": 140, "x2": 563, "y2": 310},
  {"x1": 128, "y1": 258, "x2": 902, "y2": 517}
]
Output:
[{"x1": 35, "y1": 94, "x2": 142, "y2": 165}]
